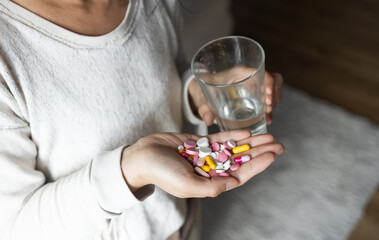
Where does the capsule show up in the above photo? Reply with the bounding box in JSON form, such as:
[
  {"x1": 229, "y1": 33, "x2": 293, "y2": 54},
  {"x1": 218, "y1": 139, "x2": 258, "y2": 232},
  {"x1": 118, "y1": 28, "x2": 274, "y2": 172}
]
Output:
[
  {"x1": 205, "y1": 155, "x2": 216, "y2": 169},
  {"x1": 192, "y1": 155, "x2": 198, "y2": 166},
  {"x1": 223, "y1": 148, "x2": 232, "y2": 157},
  {"x1": 200, "y1": 165, "x2": 211, "y2": 172},
  {"x1": 232, "y1": 144, "x2": 250, "y2": 154},
  {"x1": 234, "y1": 155, "x2": 251, "y2": 164},
  {"x1": 180, "y1": 152, "x2": 189, "y2": 159},
  {"x1": 186, "y1": 148, "x2": 198, "y2": 155}
]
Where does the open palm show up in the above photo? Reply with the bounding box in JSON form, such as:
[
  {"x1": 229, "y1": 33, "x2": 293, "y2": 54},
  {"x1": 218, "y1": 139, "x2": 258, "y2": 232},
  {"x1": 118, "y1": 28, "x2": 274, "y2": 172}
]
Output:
[{"x1": 122, "y1": 130, "x2": 284, "y2": 198}]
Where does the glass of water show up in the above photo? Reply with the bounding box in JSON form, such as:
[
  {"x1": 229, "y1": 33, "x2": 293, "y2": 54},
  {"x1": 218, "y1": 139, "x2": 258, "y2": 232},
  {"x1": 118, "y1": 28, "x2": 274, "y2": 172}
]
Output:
[{"x1": 191, "y1": 36, "x2": 266, "y2": 135}]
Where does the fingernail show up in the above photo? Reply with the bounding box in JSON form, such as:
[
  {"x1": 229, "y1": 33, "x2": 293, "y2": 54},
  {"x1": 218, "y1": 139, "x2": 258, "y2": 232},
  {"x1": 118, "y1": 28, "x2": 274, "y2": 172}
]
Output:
[
  {"x1": 266, "y1": 106, "x2": 272, "y2": 113},
  {"x1": 266, "y1": 97, "x2": 272, "y2": 105},
  {"x1": 226, "y1": 181, "x2": 237, "y2": 191},
  {"x1": 203, "y1": 112, "x2": 212, "y2": 124}
]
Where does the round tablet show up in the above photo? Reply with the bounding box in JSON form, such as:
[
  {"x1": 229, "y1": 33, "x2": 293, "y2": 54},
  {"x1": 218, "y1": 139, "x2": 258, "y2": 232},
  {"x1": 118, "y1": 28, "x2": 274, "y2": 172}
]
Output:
[
  {"x1": 184, "y1": 140, "x2": 197, "y2": 149},
  {"x1": 197, "y1": 137, "x2": 209, "y2": 147}
]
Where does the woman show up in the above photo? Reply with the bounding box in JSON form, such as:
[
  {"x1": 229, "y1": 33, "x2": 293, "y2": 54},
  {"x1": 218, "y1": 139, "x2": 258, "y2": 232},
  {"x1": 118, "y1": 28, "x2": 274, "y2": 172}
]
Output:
[{"x1": 0, "y1": 0, "x2": 284, "y2": 239}]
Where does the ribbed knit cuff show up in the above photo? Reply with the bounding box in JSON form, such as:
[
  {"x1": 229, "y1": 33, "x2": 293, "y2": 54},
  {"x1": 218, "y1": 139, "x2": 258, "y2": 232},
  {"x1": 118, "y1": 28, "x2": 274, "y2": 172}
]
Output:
[{"x1": 90, "y1": 144, "x2": 154, "y2": 214}]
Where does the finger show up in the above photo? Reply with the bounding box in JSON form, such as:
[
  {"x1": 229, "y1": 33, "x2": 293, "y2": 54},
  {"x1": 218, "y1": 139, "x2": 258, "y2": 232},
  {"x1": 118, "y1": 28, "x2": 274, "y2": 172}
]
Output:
[
  {"x1": 273, "y1": 72, "x2": 284, "y2": 86},
  {"x1": 234, "y1": 133, "x2": 276, "y2": 147},
  {"x1": 271, "y1": 73, "x2": 283, "y2": 108},
  {"x1": 264, "y1": 72, "x2": 274, "y2": 95},
  {"x1": 207, "y1": 130, "x2": 252, "y2": 143},
  {"x1": 265, "y1": 105, "x2": 272, "y2": 114},
  {"x1": 198, "y1": 104, "x2": 214, "y2": 126},
  {"x1": 264, "y1": 73, "x2": 274, "y2": 108},
  {"x1": 232, "y1": 142, "x2": 285, "y2": 160},
  {"x1": 233, "y1": 152, "x2": 277, "y2": 185}
]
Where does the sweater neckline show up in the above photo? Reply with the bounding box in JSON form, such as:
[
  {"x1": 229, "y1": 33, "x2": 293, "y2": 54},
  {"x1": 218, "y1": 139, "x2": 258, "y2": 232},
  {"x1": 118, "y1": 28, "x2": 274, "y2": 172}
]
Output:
[{"x1": 0, "y1": 0, "x2": 138, "y2": 48}]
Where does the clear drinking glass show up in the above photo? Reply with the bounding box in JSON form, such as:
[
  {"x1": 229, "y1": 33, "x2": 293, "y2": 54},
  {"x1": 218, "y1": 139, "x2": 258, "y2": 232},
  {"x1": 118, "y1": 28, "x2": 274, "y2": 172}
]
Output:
[{"x1": 191, "y1": 36, "x2": 266, "y2": 135}]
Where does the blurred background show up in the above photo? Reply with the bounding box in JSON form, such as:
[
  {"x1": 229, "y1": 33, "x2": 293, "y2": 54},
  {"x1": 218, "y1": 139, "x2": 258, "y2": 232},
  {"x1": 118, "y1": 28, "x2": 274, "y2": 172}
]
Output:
[
  {"x1": 231, "y1": 2, "x2": 379, "y2": 239},
  {"x1": 181, "y1": 0, "x2": 379, "y2": 239}
]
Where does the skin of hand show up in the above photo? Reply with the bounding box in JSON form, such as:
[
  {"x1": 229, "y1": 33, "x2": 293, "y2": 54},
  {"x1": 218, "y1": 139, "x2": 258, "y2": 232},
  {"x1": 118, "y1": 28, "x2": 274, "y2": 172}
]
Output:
[
  {"x1": 188, "y1": 71, "x2": 284, "y2": 126},
  {"x1": 121, "y1": 130, "x2": 284, "y2": 198}
]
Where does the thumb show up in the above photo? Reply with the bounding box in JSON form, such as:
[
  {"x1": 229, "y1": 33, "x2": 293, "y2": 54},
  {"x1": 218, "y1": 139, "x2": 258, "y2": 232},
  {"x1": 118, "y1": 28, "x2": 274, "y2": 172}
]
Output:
[{"x1": 198, "y1": 103, "x2": 214, "y2": 126}]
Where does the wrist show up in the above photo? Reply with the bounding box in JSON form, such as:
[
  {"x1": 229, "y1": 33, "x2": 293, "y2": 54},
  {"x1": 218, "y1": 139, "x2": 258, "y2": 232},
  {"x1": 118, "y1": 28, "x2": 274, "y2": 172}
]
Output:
[{"x1": 120, "y1": 145, "x2": 149, "y2": 193}]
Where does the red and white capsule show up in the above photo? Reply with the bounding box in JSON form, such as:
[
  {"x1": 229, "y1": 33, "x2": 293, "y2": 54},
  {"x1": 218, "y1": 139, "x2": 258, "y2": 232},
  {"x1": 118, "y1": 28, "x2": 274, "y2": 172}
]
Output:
[{"x1": 234, "y1": 155, "x2": 251, "y2": 164}]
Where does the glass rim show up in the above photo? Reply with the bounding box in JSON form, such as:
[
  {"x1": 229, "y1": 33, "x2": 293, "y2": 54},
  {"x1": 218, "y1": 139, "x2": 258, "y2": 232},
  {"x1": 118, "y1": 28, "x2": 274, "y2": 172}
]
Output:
[{"x1": 191, "y1": 36, "x2": 265, "y2": 88}]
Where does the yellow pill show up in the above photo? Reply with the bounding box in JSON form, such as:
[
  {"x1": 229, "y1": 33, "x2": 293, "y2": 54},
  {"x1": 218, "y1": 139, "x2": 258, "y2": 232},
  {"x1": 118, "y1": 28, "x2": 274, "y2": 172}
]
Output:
[
  {"x1": 201, "y1": 165, "x2": 211, "y2": 172},
  {"x1": 232, "y1": 144, "x2": 251, "y2": 154},
  {"x1": 205, "y1": 155, "x2": 216, "y2": 170},
  {"x1": 178, "y1": 149, "x2": 184, "y2": 154}
]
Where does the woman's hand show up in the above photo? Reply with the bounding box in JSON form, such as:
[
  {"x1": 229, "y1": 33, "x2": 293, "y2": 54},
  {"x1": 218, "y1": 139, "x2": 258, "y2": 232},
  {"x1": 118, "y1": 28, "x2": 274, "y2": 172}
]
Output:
[
  {"x1": 264, "y1": 72, "x2": 283, "y2": 124},
  {"x1": 188, "y1": 71, "x2": 283, "y2": 126},
  {"x1": 121, "y1": 130, "x2": 284, "y2": 198}
]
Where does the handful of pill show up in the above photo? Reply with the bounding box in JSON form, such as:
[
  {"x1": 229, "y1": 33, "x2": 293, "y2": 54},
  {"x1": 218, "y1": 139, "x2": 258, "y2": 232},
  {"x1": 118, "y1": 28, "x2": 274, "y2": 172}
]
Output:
[{"x1": 178, "y1": 137, "x2": 251, "y2": 178}]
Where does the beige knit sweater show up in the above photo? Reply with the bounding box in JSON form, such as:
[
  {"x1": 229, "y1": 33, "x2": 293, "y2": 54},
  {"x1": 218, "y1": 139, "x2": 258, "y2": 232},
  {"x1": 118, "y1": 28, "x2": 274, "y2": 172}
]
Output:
[{"x1": 0, "y1": 0, "x2": 202, "y2": 239}]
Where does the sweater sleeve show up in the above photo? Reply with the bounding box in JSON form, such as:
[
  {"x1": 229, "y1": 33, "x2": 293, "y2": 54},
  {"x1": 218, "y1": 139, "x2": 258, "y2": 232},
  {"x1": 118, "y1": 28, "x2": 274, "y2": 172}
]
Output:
[
  {"x1": 160, "y1": 0, "x2": 208, "y2": 134},
  {"x1": 0, "y1": 79, "x2": 154, "y2": 239}
]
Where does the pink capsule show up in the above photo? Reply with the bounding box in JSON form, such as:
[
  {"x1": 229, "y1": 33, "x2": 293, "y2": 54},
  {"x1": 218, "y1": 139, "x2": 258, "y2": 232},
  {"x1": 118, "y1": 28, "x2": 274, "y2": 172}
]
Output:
[
  {"x1": 180, "y1": 152, "x2": 189, "y2": 159},
  {"x1": 234, "y1": 155, "x2": 251, "y2": 164},
  {"x1": 223, "y1": 148, "x2": 232, "y2": 157},
  {"x1": 184, "y1": 140, "x2": 197, "y2": 149},
  {"x1": 192, "y1": 155, "x2": 198, "y2": 166},
  {"x1": 211, "y1": 142, "x2": 221, "y2": 152}
]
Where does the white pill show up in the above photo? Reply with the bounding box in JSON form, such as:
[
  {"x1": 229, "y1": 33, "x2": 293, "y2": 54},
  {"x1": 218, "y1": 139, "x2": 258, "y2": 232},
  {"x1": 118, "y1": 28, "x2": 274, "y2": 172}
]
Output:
[
  {"x1": 227, "y1": 140, "x2": 236, "y2": 148},
  {"x1": 220, "y1": 144, "x2": 225, "y2": 151},
  {"x1": 195, "y1": 146, "x2": 200, "y2": 151},
  {"x1": 216, "y1": 169, "x2": 225, "y2": 173},
  {"x1": 197, "y1": 137, "x2": 209, "y2": 147},
  {"x1": 216, "y1": 165, "x2": 224, "y2": 170},
  {"x1": 223, "y1": 163, "x2": 231, "y2": 170},
  {"x1": 223, "y1": 160, "x2": 231, "y2": 166},
  {"x1": 178, "y1": 145, "x2": 184, "y2": 150},
  {"x1": 223, "y1": 160, "x2": 231, "y2": 169},
  {"x1": 211, "y1": 152, "x2": 217, "y2": 160},
  {"x1": 199, "y1": 146, "x2": 212, "y2": 157}
]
